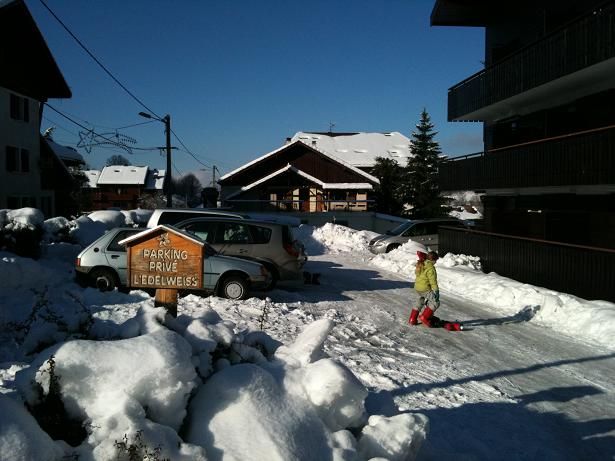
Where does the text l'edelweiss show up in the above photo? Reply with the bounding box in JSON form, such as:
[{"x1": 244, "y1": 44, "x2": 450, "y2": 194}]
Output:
[{"x1": 132, "y1": 247, "x2": 199, "y2": 287}]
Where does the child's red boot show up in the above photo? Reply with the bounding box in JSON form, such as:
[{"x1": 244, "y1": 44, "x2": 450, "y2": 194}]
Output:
[
  {"x1": 419, "y1": 307, "x2": 434, "y2": 327},
  {"x1": 408, "y1": 308, "x2": 419, "y2": 325}
]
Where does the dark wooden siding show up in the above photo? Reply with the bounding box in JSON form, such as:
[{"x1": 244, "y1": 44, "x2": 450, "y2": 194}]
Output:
[{"x1": 440, "y1": 226, "x2": 615, "y2": 302}]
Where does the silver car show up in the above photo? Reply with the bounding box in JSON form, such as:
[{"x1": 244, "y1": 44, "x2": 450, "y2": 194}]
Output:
[
  {"x1": 368, "y1": 218, "x2": 467, "y2": 254},
  {"x1": 174, "y1": 217, "x2": 307, "y2": 290},
  {"x1": 75, "y1": 227, "x2": 271, "y2": 300}
]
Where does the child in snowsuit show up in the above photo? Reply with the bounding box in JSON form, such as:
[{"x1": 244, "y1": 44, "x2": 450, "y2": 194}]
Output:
[{"x1": 408, "y1": 250, "x2": 440, "y2": 327}]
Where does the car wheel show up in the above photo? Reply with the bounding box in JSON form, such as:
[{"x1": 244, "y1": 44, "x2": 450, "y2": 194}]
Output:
[
  {"x1": 386, "y1": 244, "x2": 400, "y2": 253},
  {"x1": 90, "y1": 268, "x2": 118, "y2": 292},
  {"x1": 220, "y1": 275, "x2": 249, "y2": 300}
]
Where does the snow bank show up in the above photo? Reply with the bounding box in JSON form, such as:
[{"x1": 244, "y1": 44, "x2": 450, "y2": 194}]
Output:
[
  {"x1": 1, "y1": 249, "x2": 428, "y2": 461},
  {"x1": 0, "y1": 394, "x2": 65, "y2": 461},
  {"x1": 296, "y1": 223, "x2": 378, "y2": 256}
]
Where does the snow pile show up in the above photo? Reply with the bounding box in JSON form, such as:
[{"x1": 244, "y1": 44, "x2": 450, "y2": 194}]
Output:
[
  {"x1": 0, "y1": 253, "x2": 428, "y2": 461},
  {"x1": 121, "y1": 209, "x2": 153, "y2": 227},
  {"x1": 297, "y1": 223, "x2": 378, "y2": 255},
  {"x1": 0, "y1": 208, "x2": 44, "y2": 232}
]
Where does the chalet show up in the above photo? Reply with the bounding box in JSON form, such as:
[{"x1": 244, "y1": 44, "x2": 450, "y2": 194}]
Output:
[
  {"x1": 218, "y1": 132, "x2": 411, "y2": 213},
  {"x1": 218, "y1": 138, "x2": 381, "y2": 213},
  {"x1": 432, "y1": 0, "x2": 615, "y2": 302},
  {"x1": 85, "y1": 165, "x2": 165, "y2": 210},
  {"x1": 0, "y1": 0, "x2": 72, "y2": 217}
]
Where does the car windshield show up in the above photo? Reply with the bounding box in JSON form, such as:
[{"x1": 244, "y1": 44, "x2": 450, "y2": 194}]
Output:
[{"x1": 386, "y1": 221, "x2": 413, "y2": 236}]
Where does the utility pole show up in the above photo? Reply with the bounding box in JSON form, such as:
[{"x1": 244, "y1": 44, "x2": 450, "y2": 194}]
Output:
[
  {"x1": 139, "y1": 111, "x2": 173, "y2": 208},
  {"x1": 163, "y1": 115, "x2": 172, "y2": 207}
]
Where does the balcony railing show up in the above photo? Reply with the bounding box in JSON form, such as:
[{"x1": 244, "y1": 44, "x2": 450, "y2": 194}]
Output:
[
  {"x1": 439, "y1": 125, "x2": 615, "y2": 191},
  {"x1": 224, "y1": 199, "x2": 375, "y2": 212},
  {"x1": 448, "y1": 1, "x2": 615, "y2": 120},
  {"x1": 440, "y1": 226, "x2": 615, "y2": 302}
]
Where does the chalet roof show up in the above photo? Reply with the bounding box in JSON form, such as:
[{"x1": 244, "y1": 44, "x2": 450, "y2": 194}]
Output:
[
  {"x1": 97, "y1": 165, "x2": 149, "y2": 185},
  {"x1": 118, "y1": 225, "x2": 205, "y2": 248},
  {"x1": 43, "y1": 137, "x2": 84, "y2": 165},
  {"x1": 226, "y1": 164, "x2": 374, "y2": 200},
  {"x1": 84, "y1": 170, "x2": 101, "y2": 188},
  {"x1": 219, "y1": 140, "x2": 379, "y2": 184},
  {"x1": 83, "y1": 167, "x2": 165, "y2": 189},
  {"x1": 291, "y1": 131, "x2": 412, "y2": 168},
  {"x1": 0, "y1": 0, "x2": 71, "y2": 100}
]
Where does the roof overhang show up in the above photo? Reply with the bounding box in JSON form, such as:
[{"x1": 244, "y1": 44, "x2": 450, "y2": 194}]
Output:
[
  {"x1": 226, "y1": 164, "x2": 375, "y2": 200},
  {"x1": 219, "y1": 140, "x2": 380, "y2": 185},
  {"x1": 0, "y1": 0, "x2": 71, "y2": 99}
]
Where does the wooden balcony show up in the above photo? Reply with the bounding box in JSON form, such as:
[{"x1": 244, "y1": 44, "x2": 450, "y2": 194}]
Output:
[
  {"x1": 448, "y1": 1, "x2": 615, "y2": 120},
  {"x1": 439, "y1": 125, "x2": 615, "y2": 191}
]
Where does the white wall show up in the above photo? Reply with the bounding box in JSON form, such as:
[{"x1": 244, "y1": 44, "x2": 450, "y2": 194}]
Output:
[{"x1": 0, "y1": 87, "x2": 51, "y2": 212}]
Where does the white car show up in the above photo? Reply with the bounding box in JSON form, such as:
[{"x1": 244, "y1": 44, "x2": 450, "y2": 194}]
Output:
[{"x1": 75, "y1": 227, "x2": 271, "y2": 300}]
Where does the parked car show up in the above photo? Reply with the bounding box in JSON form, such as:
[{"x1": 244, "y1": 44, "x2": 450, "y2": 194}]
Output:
[
  {"x1": 146, "y1": 208, "x2": 302, "y2": 228},
  {"x1": 74, "y1": 227, "x2": 271, "y2": 300},
  {"x1": 146, "y1": 208, "x2": 249, "y2": 228},
  {"x1": 368, "y1": 218, "x2": 467, "y2": 254},
  {"x1": 174, "y1": 217, "x2": 307, "y2": 290}
]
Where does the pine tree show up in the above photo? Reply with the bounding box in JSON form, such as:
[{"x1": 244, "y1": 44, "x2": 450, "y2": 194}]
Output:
[
  {"x1": 402, "y1": 109, "x2": 449, "y2": 218},
  {"x1": 372, "y1": 157, "x2": 404, "y2": 215}
]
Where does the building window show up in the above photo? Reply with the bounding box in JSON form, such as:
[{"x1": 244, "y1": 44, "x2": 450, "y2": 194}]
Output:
[
  {"x1": 5, "y1": 146, "x2": 30, "y2": 172},
  {"x1": 6, "y1": 146, "x2": 18, "y2": 172},
  {"x1": 6, "y1": 196, "x2": 36, "y2": 209},
  {"x1": 9, "y1": 94, "x2": 30, "y2": 122}
]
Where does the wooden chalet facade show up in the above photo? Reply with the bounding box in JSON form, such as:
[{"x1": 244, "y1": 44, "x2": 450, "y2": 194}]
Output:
[
  {"x1": 218, "y1": 140, "x2": 379, "y2": 212},
  {"x1": 85, "y1": 166, "x2": 165, "y2": 210}
]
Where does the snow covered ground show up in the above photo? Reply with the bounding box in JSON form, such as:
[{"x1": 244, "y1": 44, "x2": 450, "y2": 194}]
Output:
[{"x1": 1, "y1": 218, "x2": 614, "y2": 460}]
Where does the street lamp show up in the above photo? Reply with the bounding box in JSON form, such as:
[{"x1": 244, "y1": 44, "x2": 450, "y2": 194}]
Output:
[{"x1": 139, "y1": 111, "x2": 173, "y2": 207}]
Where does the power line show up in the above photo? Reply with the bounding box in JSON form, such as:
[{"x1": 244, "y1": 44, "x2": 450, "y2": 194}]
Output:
[
  {"x1": 44, "y1": 104, "x2": 170, "y2": 153},
  {"x1": 40, "y1": 0, "x2": 216, "y2": 170},
  {"x1": 170, "y1": 129, "x2": 211, "y2": 168},
  {"x1": 38, "y1": 0, "x2": 161, "y2": 119}
]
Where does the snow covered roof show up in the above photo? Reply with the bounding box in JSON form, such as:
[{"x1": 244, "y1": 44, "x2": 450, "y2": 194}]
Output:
[
  {"x1": 145, "y1": 169, "x2": 165, "y2": 190},
  {"x1": 291, "y1": 131, "x2": 412, "y2": 168},
  {"x1": 43, "y1": 137, "x2": 84, "y2": 164},
  {"x1": 97, "y1": 165, "x2": 149, "y2": 185},
  {"x1": 226, "y1": 164, "x2": 375, "y2": 199},
  {"x1": 219, "y1": 140, "x2": 379, "y2": 184},
  {"x1": 84, "y1": 170, "x2": 101, "y2": 188}
]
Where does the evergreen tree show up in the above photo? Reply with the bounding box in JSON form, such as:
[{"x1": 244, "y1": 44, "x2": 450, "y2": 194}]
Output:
[
  {"x1": 371, "y1": 157, "x2": 404, "y2": 215},
  {"x1": 402, "y1": 109, "x2": 449, "y2": 218}
]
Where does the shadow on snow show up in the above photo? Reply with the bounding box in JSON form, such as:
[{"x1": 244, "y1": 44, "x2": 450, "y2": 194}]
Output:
[{"x1": 366, "y1": 353, "x2": 615, "y2": 461}]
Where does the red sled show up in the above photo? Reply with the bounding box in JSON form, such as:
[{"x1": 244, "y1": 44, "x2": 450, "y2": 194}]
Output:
[
  {"x1": 427, "y1": 316, "x2": 464, "y2": 331},
  {"x1": 443, "y1": 322, "x2": 463, "y2": 331}
]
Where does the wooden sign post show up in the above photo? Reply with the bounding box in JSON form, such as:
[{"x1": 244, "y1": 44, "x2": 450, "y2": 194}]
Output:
[{"x1": 119, "y1": 225, "x2": 205, "y2": 317}]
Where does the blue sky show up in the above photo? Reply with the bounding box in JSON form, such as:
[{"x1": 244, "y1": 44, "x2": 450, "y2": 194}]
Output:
[{"x1": 27, "y1": 0, "x2": 484, "y2": 182}]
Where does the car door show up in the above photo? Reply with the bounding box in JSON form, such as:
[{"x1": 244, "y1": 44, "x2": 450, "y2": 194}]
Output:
[{"x1": 104, "y1": 229, "x2": 140, "y2": 282}]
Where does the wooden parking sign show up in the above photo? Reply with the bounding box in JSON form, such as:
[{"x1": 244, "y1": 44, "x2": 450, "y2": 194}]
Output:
[{"x1": 119, "y1": 225, "x2": 205, "y2": 316}]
